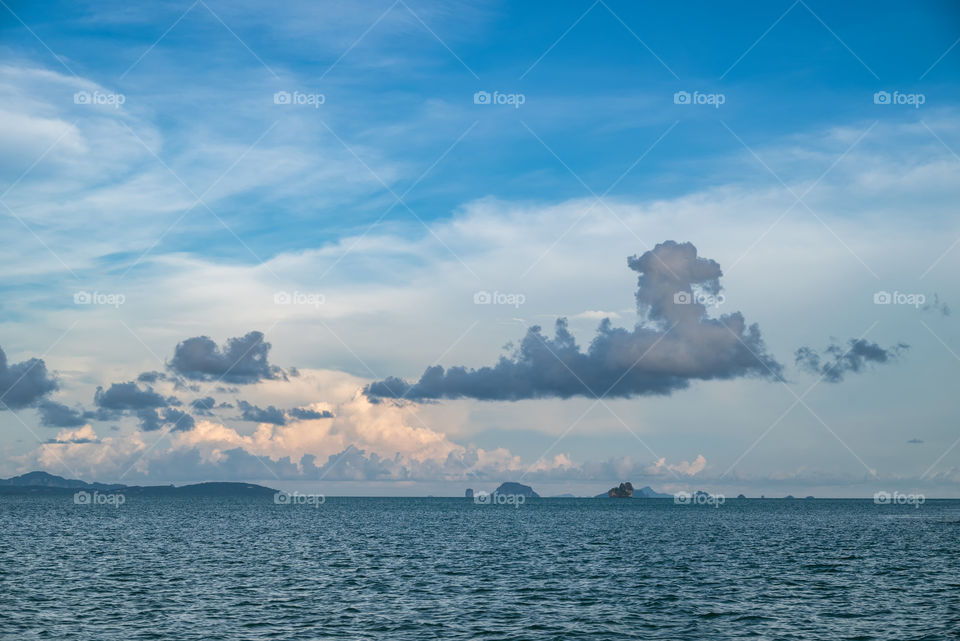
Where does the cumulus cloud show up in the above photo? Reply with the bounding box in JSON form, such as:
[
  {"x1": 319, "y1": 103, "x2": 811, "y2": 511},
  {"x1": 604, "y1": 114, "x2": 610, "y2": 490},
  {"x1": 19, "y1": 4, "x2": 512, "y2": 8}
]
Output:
[
  {"x1": 236, "y1": 400, "x2": 287, "y2": 425},
  {"x1": 37, "y1": 401, "x2": 86, "y2": 427},
  {"x1": 795, "y1": 339, "x2": 908, "y2": 383},
  {"x1": 45, "y1": 425, "x2": 100, "y2": 444},
  {"x1": 646, "y1": 454, "x2": 707, "y2": 476},
  {"x1": 36, "y1": 400, "x2": 110, "y2": 428},
  {"x1": 94, "y1": 381, "x2": 171, "y2": 410},
  {"x1": 91, "y1": 381, "x2": 196, "y2": 431},
  {"x1": 365, "y1": 242, "x2": 782, "y2": 401},
  {"x1": 169, "y1": 331, "x2": 283, "y2": 384},
  {"x1": 134, "y1": 407, "x2": 196, "y2": 432},
  {"x1": 0, "y1": 346, "x2": 58, "y2": 409},
  {"x1": 190, "y1": 397, "x2": 217, "y2": 413},
  {"x1": 233, "y1": 401, "x2": 336, "y2": 425},
  {"x1": 163, "y1": 408, "x2": 196, "y2": 432},
  {"x1": 288, "y1": 407, "x2": 334, "y2": 420}
]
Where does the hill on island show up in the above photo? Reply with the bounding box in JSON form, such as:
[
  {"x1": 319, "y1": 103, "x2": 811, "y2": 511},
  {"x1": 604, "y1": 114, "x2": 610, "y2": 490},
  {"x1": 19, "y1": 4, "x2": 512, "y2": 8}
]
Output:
[
  {"x1": 0, "y1": 471, "x2": 277, "y2": 497},
  {"x1": 492, "y1": 482, "x2": 539, "y2": 497},
  {"x1": 594, "y1": 483, "x2": 672, "y2": 499}
]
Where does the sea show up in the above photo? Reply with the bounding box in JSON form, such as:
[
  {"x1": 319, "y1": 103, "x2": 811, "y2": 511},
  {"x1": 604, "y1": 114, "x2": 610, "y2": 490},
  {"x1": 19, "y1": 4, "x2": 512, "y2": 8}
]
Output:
[{"x1": 2, "y1": 496, "x2": 959, "y2": 640}]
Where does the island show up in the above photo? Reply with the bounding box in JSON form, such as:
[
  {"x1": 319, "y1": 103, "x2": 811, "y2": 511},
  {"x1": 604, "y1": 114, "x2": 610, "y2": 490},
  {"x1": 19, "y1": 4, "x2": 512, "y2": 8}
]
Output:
[
  {"x1": 492, "y1": 482, "x2": 539, "y2": 498},
  {"x1": 0, "y1": 471, "x2": 277, "y2": 498},
  {"x1": 595, "y1": 482, "x2": 672, "y2": 498},
  {"x1": 607, "y1": 482, "x2": 634, "y2": 498}
]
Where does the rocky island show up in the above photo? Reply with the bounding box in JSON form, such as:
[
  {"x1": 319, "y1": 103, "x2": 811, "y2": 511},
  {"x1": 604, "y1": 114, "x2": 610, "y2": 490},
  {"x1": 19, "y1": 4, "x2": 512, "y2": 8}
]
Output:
[
  {"x1": 595, "y1": 482, "x2": 672, "y2": 498},
  {"x1": 492, "y1": 482, "x2": 539, "y2": 498}
]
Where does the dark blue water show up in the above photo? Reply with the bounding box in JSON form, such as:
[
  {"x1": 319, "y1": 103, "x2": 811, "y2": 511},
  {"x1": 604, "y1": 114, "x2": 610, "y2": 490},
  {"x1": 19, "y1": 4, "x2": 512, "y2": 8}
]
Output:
[{"x1": 2, "y1": 497, "x2": 959, "y2": 640}]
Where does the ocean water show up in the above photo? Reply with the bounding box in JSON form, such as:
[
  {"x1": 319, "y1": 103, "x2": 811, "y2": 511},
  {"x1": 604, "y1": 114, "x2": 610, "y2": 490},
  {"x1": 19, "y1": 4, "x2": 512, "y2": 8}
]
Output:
[{"x1": 2, "y1": 497, "x2": 959, "y2": 640}]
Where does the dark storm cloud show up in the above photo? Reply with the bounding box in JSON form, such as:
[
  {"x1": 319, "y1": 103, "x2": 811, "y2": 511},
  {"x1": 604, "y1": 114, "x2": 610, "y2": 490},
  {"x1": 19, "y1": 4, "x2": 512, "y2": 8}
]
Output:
[
  {"x1": 169, "y1": 331, "x2": 283, "y2": 384},
  {"x1": 236, "y1": 400, "x2": 287, "y2": 425},
  {"x1": 0, "y1": 346, "x2": 58, "y2": 409},
  {"x1": 288, "y1": 407, "x2": 334, "y2": 420},
  {"x1": 365, "y1": 241, "x2": 783, "y2": 402},
  {"x1": 795, "y1": 339, "x2": 908, "y2": 383},
  {"x1": 94, "y1": 382, "x2": 171, "y2": 410}
]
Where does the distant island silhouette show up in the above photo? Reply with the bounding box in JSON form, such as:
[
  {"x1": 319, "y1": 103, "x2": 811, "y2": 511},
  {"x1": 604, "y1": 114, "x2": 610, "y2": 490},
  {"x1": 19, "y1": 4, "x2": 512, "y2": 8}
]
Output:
[
  {"x1": 493, "y1": 482, "x2": 539, "y2": 498},
  {"x1": 0, "y1": 471, "x2": 277, "y2": 497},
  {"x1": 3, "y1": 472, "x2": 685, "y2": 499},
  {"x1": 595, "y1": 482, "x2": 672, "y2": 499},
  {"x1": 466, "y1": 481, "x2": 673, "y2": 499}
]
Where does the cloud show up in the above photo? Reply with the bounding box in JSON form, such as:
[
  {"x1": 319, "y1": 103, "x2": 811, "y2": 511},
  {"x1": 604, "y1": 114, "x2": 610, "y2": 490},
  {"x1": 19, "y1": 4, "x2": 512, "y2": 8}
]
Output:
[
  {"x1": 45, "y1": 425, "x2": 100, "y2": 445},
  {"x1": 36, "y1": 400, "x2": 112, "y2": 428},
  {"x1": 169, "y1": 331, "x2": 283, "y2": 384},
  {"x1": 236, "y1": 400, "x2": 287, "y2": 425},
  {"x1": 91, "y1": 381, "x2": 196, "y2": 431},
  {"x1": 94, "y1": 381, "x2": 170, "y2": 410},
  {"x1": 134, "y1": 407, "x2": 196, "y2": 432},
  {"x1": 365, "y1": 241, "x2": 782, "y2": 401},
  {"x1": 573, "y1": 310, "x2": 621, "y2": 321},
  {"x1": 234, "y1": 401, "x2": 336, "y2": 425},
  {"x1": 136, "y1": 409, "x2": 162, "y2": 431},
  {"x1": 921, "y1": 294, "x2": 951, "y2": 317},
  {"x1": 37, "y1": 401, "x2": 87, "y2": 427},
  {"x1": 0, "y1": 346, "x2": 58, "y2": 409},
  {"x1": 163, "y1": 408, "x2": 196, "y2": 432},
  {"x1": 288, "y1": 407, "x2": 334, "y2": 420},
  {"x1": 795, "y1": 339, "x2": 908, "y2": 383},
  {"x1": 137, "y1": 371, "x2": 167, "y2": 383},
  {"x1": 190, "y1": 397, "x2": 217, "y2": 413},
  {"x1": 646, "y1": 454, "x2": 707, "y2": 476}
]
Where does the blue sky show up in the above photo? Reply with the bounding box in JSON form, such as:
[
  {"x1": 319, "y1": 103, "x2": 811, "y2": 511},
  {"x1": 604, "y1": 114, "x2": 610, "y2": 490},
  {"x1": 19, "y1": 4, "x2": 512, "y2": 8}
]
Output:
[{"x1": 0, "y1": 0, "x2": 958, "y2": 496}]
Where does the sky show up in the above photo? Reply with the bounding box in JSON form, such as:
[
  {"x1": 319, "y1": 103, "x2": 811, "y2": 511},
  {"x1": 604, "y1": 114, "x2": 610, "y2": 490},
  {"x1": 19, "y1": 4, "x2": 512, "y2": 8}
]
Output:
[{"x1": 0, "y1": 0, "x2": 958, "y2": 497}]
